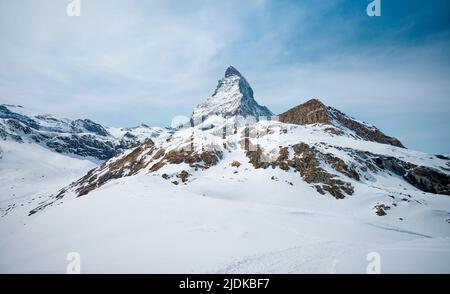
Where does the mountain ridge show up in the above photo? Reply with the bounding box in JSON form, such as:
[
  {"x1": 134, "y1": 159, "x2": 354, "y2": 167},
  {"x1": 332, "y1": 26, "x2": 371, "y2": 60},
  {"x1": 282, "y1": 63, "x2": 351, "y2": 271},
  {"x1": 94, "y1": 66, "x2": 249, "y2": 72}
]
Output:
[
  {"x1": 0, "y1": 104, "x2": 172, "y2": 160},
  {"x1": 279, "y1": 99, "x2": 405, "y2": 148}
]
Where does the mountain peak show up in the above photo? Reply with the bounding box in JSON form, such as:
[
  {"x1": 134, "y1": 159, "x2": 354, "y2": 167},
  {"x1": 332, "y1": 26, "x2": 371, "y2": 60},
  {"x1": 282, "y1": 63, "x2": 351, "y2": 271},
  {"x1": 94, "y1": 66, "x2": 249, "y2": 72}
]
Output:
[
  {"x1": 279, "y1": 98, "x2": 405, "y2": 148},
  {"x1": 192, "y1": 67, "x2": 273, "y2": 121},
  {"x1": 224, "y1": 66, "x2": 243, "y2": 78}
]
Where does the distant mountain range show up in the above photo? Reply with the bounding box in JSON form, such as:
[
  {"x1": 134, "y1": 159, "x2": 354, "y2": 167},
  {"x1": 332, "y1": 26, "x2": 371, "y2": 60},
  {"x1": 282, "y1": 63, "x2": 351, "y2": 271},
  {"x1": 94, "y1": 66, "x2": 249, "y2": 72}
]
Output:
[{"x1": 0, "y1": 104, "x2": 172, "y2": 160}]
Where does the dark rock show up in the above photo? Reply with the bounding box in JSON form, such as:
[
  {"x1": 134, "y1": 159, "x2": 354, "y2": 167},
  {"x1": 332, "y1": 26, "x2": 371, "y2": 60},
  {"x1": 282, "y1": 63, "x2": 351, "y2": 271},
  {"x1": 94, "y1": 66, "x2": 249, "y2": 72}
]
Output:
[
  {"x1": 404, "y1": 166, "x2": 450, "y2": 195},
  {"x1": 374, "y1": 204, "x2": 390, "y2": 216},
  {"x1": 177, "y1": 170, "x2": 190, "y2": 183}
]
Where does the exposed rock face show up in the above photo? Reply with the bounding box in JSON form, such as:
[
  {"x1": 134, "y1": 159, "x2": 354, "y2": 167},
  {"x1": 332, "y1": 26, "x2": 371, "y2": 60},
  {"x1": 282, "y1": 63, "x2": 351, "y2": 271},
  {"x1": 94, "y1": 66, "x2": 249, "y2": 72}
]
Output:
[
  {"x1": 342, "y1": 149, "x2": 450, "y2": 196},
  {"x1": 192, "y1": 66, "x2": 273, "y2": 121},
  {"x1": 279, "y1": 99, "x2": 405, "y2": 148},
  {"x1": 246, "y1": 141, "x2": 450, "y2": 198},
  {"x1": 246, "y1": 143, "x2": 357, "y2": 199},
  {"x1": 405, "y1": 166, "x2": 450, "y2": 195},
  {"x1": 75, "y1": 139, "x2": 156, "y2": 197},
  {"x1": 148, "y1": 149, "x2": 223, "y2": 173},
  {"x1": 45, "y1": 134, "x2": 118, "y2": 160},
  {"x1": 279, "y1": 99, "x2": 331, "y2": 125},
  {"x1": 329, "y1": 107, "x2": 404, "y2": 148},
  {"x1": 71, "y1": 119, "x2": 110, "y2": 137}
]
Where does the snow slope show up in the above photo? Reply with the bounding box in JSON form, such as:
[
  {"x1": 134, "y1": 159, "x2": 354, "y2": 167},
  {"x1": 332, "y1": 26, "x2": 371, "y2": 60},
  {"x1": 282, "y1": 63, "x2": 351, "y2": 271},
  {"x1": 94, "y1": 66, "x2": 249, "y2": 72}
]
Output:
[
  {"x1": 0, "y1": 140, "x2": 96, "y2": 204},
  {"x1": 0, "y1": 173, "x2": 449, "y2": 273},
  {"x1": 0, "y1": 140, "x2": 97, "y2": 238}
]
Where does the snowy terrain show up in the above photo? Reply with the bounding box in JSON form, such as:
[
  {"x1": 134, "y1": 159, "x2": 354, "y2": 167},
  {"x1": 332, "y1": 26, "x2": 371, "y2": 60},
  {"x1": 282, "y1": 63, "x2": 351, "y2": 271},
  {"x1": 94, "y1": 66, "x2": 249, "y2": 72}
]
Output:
[
  {"x1": 0, "y1": 171, "x2": 449, "y2": 273},
  {"x1": 0, "y1": 141, "x2": 96, "y2": 204},
  {"x1": 0, "y1": 66, "x2": 449, "y2": 274}
]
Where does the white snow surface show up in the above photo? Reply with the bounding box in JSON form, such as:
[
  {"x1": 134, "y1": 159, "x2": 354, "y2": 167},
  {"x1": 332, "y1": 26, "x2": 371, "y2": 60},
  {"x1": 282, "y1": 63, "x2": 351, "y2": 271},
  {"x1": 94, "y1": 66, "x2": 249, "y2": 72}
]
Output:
[
  {"x1": 0, "y1": 170, "x2": 449, "y2": 274},
  {"x1": 0, "y1": 140, "x2": 96, "y2": 204}
]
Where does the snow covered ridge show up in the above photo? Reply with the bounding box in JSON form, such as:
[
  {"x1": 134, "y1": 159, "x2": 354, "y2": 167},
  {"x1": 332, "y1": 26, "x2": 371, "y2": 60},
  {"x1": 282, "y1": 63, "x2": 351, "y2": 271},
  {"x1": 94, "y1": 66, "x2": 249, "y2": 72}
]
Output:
[{"x1": 0, "y1": 104, "x2": 172, "y2": 160}]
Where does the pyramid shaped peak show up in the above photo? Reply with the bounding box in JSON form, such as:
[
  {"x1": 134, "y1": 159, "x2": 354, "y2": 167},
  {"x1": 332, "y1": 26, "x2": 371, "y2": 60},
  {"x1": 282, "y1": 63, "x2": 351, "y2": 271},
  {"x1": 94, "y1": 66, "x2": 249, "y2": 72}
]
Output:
[
  {"x1": 224, "y1": 66, "x2": 243, "y2": 78},
  {"x1": 192, "y1": 66, "x2": 273, "y2": 120}
]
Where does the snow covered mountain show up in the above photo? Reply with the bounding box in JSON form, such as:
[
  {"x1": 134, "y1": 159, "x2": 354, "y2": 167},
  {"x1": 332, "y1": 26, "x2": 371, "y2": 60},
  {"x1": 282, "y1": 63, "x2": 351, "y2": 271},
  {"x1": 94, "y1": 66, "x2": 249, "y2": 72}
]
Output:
[
  {"x1": 192, "y1": 66, "x2": 273, "y2": 121},
  {"x1": 1, "y1": 66, "x2": 450, "y2": 273},
  {"x1": 0, "y1": 104, "x2": 171, "y2": 160}
]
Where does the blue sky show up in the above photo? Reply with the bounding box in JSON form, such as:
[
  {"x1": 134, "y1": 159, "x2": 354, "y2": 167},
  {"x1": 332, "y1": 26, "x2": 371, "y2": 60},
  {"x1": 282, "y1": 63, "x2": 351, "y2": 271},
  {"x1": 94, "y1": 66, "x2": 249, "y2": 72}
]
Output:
[{"x1": 0, "y1": 0, "x2": 449, "y2": 153}]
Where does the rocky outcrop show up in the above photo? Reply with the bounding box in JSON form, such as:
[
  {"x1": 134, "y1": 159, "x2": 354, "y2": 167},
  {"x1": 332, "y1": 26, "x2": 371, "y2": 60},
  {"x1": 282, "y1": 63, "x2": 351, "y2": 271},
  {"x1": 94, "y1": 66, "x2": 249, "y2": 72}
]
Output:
[
  {"x1": 246, "y1": 143, "x2": 357, "y2": 199},
  {"x1": 279, "y1": 99, "x2": 331, "y2": 125},
  {"x1": 374, "y1": 203, "x2": 391, "y2": 216},
  {"x1": 75, "y1": 139, "x2": 156, "y2": 197},
  {"x1": 405, "y1": 166, "x2": 450, "y2": 195},
  {"x1": 338, "y1": 147, "x2": 450, "y2": 195},
  {"x1": 246, "y1": 141, "x2": 450, "y2": 198},
  {"x1": 148, "y1": 149, "x2": 223, "y2": 172},
  {"x1": 279, "y1": 99, "x2": 405, "y2": 148}
]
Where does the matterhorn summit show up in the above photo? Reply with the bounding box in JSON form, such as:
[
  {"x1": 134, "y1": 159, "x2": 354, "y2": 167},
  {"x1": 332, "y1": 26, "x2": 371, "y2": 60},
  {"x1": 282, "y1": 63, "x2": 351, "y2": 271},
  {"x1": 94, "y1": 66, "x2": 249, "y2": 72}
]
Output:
[{"x1": 192, "y1": 66, "x2": 273, "y2": 121}]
